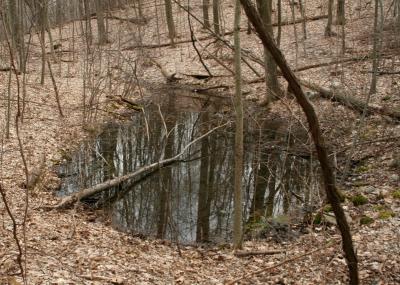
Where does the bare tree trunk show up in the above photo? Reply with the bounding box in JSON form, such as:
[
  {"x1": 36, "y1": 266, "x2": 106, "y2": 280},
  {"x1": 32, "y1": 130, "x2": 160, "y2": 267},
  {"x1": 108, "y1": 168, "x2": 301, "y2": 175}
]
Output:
[
  {"x1": 396, "y1": 0, "x2": 400, "y2": 28},
  {"x1": 289, "y1": 0, "x2": 299, "y2": 66},
  {"x1": 164, "y1": 0, "x2": 176, "y2": 44},
  {"x1": 37, "y1": 0, "x2": 47, "y2": 85},
  {"x1": 369, "y1": 0, "x2": 383, "y2": 95},
  {"x1": 19, "y1": 0, "x2": 26, "y2": 72},
  {"x1": 203, "y1": 0, "x2": 210, "y2": 28},
  {"x1": 299, "y1": 0, "x2": 307, "y2": 39},
  {"x1": 336, "y1": 0, "x2": 345, "y2": 25},
  {"x1": 233, "y1": 0, "x2": 243, "y2": 250},
  {"x1": 83, "y1": 0, "x2": 93, "y2": 45},
  {"x1": 276, "y1": 0, "x2": 282, "y2": 46},
  {"x1": 325, "y1": 0, "x2": 334, "y2": 36},
  {"x1": 239, "y1": 1, "x2": 359, "y2": 283},
  {"x1": 46, "y1": 59, "x2": 64, "y2": 117},
  {"x1": 6, "y1": 70, "x2": 12, "y2": 139},
  {"x1": 7, "y1": 0, "x2": 25, "y2": 72},
  {"x1": 257, "y1": 0, "x2": 281, "y2": 104},
  {"x1": 212, "y1": 0, "x2": 220, "y2": 35},
  {"x1": 94, "y1": 0, "x2": 108, "y2": 44}
]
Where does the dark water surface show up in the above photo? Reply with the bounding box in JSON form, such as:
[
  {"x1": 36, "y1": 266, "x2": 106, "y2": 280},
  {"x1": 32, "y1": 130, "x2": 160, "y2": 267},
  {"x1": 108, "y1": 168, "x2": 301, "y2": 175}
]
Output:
[{"x1": 58, "y1": 95, "x2": 321, "y2": 243}]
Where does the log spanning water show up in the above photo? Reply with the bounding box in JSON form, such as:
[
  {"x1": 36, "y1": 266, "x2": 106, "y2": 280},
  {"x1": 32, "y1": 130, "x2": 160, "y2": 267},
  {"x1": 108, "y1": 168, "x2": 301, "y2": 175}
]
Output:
[{"x1": 57, "y1": 99, "x2": 320, "y2": 243}]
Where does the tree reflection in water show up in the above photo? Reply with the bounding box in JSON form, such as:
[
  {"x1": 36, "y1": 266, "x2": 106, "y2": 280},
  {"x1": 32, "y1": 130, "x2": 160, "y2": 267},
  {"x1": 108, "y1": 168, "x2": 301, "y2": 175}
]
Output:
[{"x1": 59, "y1": 99, "x2": 321, "y2": 243}]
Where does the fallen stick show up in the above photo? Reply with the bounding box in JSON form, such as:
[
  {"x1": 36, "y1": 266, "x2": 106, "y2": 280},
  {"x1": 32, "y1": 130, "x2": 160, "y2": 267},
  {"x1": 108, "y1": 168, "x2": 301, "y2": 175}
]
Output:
[
  {"x1": 50, "y1": 122, "x2": 229, "y2": 209},
  {"x1": 361, "y1": 70, "x2": 400, "y2": 75},
  {"x1": 234, "y1": 249, "x2": 286, "y2": 257},
  {"x1": 78, "y1": 274, "x2": 124, "y2": 284}
]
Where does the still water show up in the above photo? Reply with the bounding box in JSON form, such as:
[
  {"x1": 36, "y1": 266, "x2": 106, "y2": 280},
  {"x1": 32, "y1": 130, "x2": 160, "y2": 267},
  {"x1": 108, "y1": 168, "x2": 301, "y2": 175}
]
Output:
[{"x1": 58, "y1": 97, "x2": 320, "y2": 243}]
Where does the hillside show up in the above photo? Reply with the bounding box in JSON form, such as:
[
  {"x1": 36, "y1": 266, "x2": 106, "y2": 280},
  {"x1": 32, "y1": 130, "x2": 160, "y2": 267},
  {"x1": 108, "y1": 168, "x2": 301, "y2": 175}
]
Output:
[{"x1": 1, "y1": 0, "x2": 399, "y2": 284}]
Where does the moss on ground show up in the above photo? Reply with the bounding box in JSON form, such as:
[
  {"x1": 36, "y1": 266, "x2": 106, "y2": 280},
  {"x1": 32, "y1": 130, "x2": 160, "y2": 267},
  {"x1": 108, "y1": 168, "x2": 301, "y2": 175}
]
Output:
[
  {"x1": 378, "y1": 210, "x2": 395, "y2": 219},
  {"x1": 359, "y1": 216, "x2": 374, "y2": 225},
  {"x1": 392, "y1": 190, "x2": 400, "y2": 199},
  {"x1": 351, "y1": 194, "x2": 368, "y2": 206}
]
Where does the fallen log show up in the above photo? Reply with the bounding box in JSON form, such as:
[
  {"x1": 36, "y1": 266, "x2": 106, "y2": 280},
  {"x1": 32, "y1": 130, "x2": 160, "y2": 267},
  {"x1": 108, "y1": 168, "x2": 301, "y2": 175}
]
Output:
[
  {"x1": 50, "y1": 122, "x2": 229, "y2": 209},
  {"x1": 300, "y1": 80, "x2": 400, "y2": 120}
]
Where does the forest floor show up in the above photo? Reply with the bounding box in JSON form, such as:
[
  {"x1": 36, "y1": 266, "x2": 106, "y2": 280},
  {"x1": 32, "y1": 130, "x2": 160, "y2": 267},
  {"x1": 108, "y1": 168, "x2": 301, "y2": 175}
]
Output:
[{"x1": 1, "y1": 1, "x2": 400, "y2": 284}]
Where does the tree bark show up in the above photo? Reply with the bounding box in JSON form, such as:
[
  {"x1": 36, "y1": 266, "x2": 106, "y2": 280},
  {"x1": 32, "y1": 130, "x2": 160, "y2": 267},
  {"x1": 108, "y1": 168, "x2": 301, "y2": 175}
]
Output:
[
  {"x1": 83, "y1": 0, "x2": 93, "y2": 45},
  {"x1": 276, "y1": 0, "x2": 282, "y2": 46},
  {"x1": 369, "y1": 0, "x2": 383, "y2": 95},
  {"x1": 257, "y1": 0, "x2": 281, "y2": 104},
  {"x1": 233, "y1": 0, "x2": 244, "y2": 250},
  {"x1": 212, "y1": 0, "x2": 220, "y2": 35},
  {"x1": 239, "y1": 0, "x2": 359, "y2": 283},
  {"x1": 299, "y1": 0, "x2": 307, "y2": 39},
  {"x1": 7, "y1": 0, "x2": 25, "y2": 72},
  {"x1": 336, "y1": 0, "x2": 345, "y2": 25},
  {"x1": 94, "y1": 0, "x2": 108, "y2": 44},
  {"x1": 202, "y1": 0, "x2": 210, "y2": 28},
  {"x1": 325, "y1": 0, "x2": 334, "y2": 36},
  {"x1": 164, "y1": 0, "x2": 176, "y2": 44}
]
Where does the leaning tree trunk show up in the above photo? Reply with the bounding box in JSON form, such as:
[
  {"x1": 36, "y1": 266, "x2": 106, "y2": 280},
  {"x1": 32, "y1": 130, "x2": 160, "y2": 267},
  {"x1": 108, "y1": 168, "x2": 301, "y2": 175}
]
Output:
[
  {"x1": 239, "y1": 0, "x2": 359, "y2": 283},
  {"x1": 233, "y1": 0, "x2": 244, "y2": 250}
]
